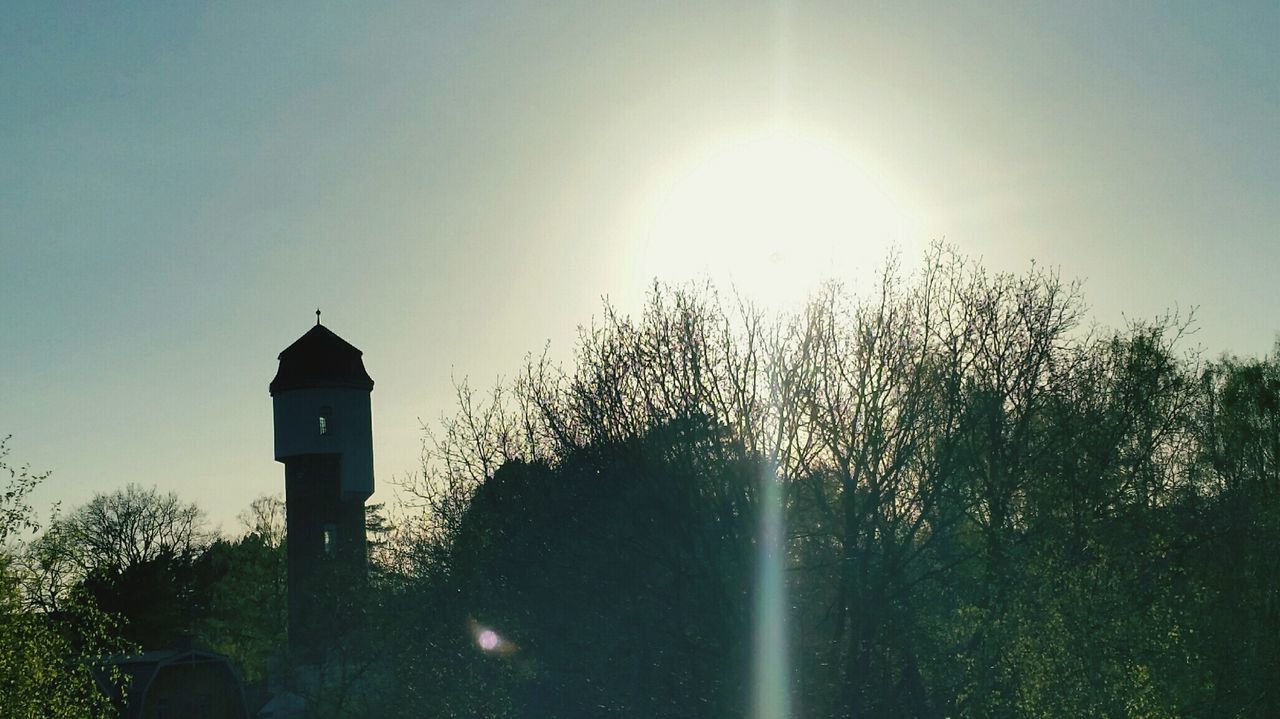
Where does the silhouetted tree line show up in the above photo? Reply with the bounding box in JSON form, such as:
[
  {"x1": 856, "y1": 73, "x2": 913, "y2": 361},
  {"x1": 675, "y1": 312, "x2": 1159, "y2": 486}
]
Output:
[
  {"x1": 389, "y1": 246, "x2": 1280, "y2": 719},
  {"x1": 2, "y1": 245, "x2": 1279, "y2": 717}
]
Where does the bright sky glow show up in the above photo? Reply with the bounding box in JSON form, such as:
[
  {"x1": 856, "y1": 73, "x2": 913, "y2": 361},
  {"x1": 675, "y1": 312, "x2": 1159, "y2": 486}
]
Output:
[{"x1": 631, "y1": 125, "x2": 920, "y2": 310}]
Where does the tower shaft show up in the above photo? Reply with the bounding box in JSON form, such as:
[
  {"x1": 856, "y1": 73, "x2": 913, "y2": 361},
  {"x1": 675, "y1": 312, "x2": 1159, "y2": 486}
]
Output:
[{"x1": 283, "y1": 455, "x2": 368, "y2": 661}]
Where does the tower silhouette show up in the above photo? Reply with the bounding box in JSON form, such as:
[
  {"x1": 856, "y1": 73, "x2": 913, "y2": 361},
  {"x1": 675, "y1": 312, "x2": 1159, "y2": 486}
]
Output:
[{"x1": 269, "y1": 319, "x2": 374, "y2": 662}]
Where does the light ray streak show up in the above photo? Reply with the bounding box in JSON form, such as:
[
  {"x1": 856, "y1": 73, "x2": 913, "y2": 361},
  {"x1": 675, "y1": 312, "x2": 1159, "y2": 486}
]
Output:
[{"x1": 752, "y1": 460, "x2": 791, "y2": 719}]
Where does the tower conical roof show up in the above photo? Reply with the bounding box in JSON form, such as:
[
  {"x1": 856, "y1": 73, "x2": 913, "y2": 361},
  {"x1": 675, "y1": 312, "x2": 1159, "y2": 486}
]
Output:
[{"x1": 269, "y1": 323, "x2": 374, "y2": 395}]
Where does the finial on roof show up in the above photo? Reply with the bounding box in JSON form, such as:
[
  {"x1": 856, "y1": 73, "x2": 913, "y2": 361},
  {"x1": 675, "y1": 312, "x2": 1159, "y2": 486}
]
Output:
[{"x1": 316, "y1": 308, "x2": 321, "y2": 326}]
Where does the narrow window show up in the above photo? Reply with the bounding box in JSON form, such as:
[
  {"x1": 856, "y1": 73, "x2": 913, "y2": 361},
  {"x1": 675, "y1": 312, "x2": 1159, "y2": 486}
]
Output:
[
  {"x1": 323, "y1": 524, "x2": 337, "y2": 554},
  {"x1": 318, "y1": 406, "x2": 332, "y2": 436}
]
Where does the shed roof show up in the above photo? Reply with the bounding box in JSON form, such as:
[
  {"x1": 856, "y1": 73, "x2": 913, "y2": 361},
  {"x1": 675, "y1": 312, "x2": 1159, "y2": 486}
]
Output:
[{"x1": 96, "y1": 645, "x2": 249, "y2": 719}]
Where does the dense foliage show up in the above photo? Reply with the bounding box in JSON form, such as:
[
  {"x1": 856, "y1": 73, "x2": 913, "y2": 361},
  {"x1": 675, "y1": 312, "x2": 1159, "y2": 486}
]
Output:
[
  {"x1": 388, "y1": 246, "x2": 1280, "y2": 718},
  {"x1": 0, "y1": 438, "x2": 121, "y2": 718}
]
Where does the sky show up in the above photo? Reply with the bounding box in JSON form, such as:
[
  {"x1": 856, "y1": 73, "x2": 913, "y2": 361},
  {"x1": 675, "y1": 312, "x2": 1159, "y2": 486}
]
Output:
[{"x1": 3, "y1": 2, "x2": 1278, "y2": 531}]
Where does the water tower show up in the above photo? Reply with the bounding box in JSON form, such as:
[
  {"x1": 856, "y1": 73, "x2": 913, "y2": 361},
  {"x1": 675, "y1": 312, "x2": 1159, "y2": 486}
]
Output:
[{"x1": 269, "y1": 314, "x2": 374, "y2": 661}]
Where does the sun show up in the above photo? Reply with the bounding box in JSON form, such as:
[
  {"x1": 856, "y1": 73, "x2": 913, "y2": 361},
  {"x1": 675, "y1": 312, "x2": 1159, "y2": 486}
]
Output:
[{"x1": 627, "y1": 126, "x2": 919, "y2": 309}]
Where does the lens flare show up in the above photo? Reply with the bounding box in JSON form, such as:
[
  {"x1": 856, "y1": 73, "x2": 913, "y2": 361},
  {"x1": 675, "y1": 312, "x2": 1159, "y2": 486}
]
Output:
[
  {"x1": 468, "y1": 618, "x2": 515, "y2": 656},
  {"x1": 753, "y1": 463, "x2": 791, "y2": 719}
]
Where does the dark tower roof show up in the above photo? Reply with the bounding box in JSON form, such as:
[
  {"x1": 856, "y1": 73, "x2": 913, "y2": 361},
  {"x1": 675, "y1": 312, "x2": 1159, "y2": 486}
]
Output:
[{"x1": 269, "y1": 324, "x2": 374, "y2": 395}]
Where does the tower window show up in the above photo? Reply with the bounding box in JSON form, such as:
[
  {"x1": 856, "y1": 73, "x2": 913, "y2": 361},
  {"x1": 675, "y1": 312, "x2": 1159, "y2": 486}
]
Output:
[
  {"x1": 318, "y1": 406, "x2": 332, "y2": 436},
  {"x1": 323, "y1": 524, "x2": 337, "y2": 554}
]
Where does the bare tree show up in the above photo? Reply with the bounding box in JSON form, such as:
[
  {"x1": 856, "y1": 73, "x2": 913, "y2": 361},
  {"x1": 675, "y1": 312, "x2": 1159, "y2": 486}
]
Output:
[
  {"x1": 393, "y1": 243, "x2": 1241, "y2": 718},
  {"x1": 238, "y1": 493, "x2": 286, "y2": 548},
  {"x1": 20, "y1": 484, "x2": 212, "y2": 612}
]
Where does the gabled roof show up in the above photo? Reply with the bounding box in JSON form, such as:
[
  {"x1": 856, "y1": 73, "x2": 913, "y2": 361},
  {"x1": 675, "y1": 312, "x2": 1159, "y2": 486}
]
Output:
[
  {"x1": 269, "y1": 324, "x2": 374, "y2": 395},
  {"x1": 96, "y1": 645, "x2": 249, "y2": 719}
]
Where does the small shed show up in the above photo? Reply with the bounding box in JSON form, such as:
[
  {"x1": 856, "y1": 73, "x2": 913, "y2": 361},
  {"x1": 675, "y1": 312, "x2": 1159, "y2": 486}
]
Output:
[{"x1": 99, "y1": 645, "x2": 250, "y2": 719}]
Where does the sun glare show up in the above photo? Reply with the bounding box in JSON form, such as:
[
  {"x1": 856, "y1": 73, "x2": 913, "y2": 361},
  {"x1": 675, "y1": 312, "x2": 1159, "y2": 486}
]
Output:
[{"x1": 629, "y1": 127, "x2": 918, "y2": 309}]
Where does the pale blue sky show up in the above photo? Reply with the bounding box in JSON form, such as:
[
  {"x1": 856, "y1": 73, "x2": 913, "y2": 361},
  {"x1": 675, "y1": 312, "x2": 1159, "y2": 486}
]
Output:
[{"x1": 3, "y1": 2, "x2": 1277, "y2": 529}]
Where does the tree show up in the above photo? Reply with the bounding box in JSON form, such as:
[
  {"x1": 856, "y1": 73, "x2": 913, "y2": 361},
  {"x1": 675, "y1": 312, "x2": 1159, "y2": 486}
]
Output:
[
  {"x1": 391, "y1": 244, "x2": 1276, "y2": 718},
  {"x1": 455, "y1": 420, "x2": 758, "y2": 718},
  {"x1": 22, "y1": 483, "x2": 213, "y2": 647},
  {"x1": 198, "y1": 536, "x2": 286, "y2": 684},
  {"x1": 238, "y1": 493, "x2": 286, "y2": 549},
  {"x1": 1183, "y1": 352, "x2": 1280, "y2": 716},
  {"x1": 0, "y1": 436, "x2": 121, "y2": 717},
  {"x1": 50, "y1": 483, "x2": 210, "y2": 575}
]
